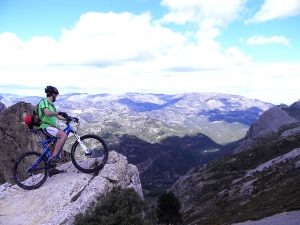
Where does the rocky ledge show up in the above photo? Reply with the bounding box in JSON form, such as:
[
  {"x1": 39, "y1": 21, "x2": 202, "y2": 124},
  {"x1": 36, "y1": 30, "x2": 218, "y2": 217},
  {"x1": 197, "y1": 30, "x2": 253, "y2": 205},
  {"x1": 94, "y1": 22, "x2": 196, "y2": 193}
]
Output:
[{"x1": 0, "y1": 151, "x2": 143, "y2": 225}]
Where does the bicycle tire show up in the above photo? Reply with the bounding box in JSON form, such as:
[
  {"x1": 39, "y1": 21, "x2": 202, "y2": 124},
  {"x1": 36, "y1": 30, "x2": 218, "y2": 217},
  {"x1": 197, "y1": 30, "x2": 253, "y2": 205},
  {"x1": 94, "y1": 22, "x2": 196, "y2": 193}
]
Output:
[
  {"x1": 71, "y1": 134, "x2": 108, "y2": 173},
  {"x1": 13, "y1": 151, "x2": 48, "y2": 190}
]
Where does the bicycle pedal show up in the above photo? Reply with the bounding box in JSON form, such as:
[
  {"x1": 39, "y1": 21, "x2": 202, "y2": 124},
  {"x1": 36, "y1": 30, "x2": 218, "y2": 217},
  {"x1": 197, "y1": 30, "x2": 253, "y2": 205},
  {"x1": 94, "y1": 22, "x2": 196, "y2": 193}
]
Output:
[
  {"x1": 46, "y1": 164, "x2": 56, "y2": 169},
  {"x1": 48, "y1": 168, "x2": 66, "y2": 177}
]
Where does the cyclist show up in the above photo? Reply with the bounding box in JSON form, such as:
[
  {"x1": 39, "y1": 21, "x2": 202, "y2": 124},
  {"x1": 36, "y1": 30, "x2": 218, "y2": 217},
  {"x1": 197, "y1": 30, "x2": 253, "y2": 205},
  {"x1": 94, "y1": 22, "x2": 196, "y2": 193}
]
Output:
[{"x1": 38, "y1": 86, "x2": 68, "y2": 176}]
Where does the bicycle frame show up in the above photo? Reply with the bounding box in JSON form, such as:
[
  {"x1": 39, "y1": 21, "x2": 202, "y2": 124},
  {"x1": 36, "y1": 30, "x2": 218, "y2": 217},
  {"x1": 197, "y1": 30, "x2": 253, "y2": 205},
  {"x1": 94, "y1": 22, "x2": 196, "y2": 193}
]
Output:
[{"x1": 28, "y1": 121, "x2": 88, "y2": 172}]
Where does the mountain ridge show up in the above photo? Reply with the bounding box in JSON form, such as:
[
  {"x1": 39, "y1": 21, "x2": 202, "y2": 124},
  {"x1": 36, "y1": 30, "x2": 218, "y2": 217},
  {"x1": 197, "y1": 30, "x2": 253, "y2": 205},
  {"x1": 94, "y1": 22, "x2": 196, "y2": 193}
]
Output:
[
  {"x1": 170, "y1": 100, "x2": 300, "y2": 225},
  {"x1": 0, "y1": 92, "x2": 273, "y2": 145},
  {"x1": 234, "y1": 100, "x2": 300, "y2": 153}
]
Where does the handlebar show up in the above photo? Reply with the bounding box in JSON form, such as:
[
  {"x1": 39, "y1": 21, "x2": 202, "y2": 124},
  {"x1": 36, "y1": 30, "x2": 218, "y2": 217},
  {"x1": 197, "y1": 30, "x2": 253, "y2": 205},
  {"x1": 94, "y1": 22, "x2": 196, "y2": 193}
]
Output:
[{"x1": 65, "y1": 116, "x2": 79, "y2": 124}]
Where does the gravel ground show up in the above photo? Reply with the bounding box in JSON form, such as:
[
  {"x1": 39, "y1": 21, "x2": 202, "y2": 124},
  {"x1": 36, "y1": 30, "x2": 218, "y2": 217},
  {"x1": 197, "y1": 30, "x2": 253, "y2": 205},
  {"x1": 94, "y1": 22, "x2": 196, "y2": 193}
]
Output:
[{"x1": 231, "y1": 210, "x2": 300, "y2": 225}]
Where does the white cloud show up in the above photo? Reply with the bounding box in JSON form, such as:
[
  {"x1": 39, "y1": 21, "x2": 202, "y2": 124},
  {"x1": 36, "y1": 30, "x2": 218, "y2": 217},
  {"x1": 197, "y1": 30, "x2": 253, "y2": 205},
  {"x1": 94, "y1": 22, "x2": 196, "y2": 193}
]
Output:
[
  {"x1": 247, "y1": 35, "x2": 290, "y2": 46},
  {"x1": 247, "y1": 0, "x2": 300, "y2": 23},
  {"x1": 0, "y1": 11, "x2": 250, "y2": 71},
  {"x1": 160, "y1": 0, "x2": 246, "y2": 27},
  {"x1": 0, "y1": 12, "x2": 186, "y2": 67},
  {"x1": 159, "y1": 0, "x2": 248, "y2": 65},
  {"x1": 0, "y1": 32, "x2": 58, "y2": 66},
  {"x1": 58, "y1": 12, "x2": 185, "y2": 65},
  {"x1": 242, "y1": 62, "x2": 300, "y2": 104}
]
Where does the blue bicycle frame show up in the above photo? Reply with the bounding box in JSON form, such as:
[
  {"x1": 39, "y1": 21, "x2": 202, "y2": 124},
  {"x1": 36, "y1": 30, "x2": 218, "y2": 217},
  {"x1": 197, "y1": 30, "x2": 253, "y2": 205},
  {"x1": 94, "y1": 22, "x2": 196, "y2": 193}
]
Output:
[{"x1": 28, "y1": 123, "x2": 76, "y2": 172}]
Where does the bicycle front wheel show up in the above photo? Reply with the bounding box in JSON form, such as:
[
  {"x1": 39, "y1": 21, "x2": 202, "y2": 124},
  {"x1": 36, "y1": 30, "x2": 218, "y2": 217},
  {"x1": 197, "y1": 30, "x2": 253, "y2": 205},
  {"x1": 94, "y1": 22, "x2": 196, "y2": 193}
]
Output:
[
  {"x1": 13, "y1": 151, "x2": 48, "y2": 190},
  {"x1": 71, "y1": 134, "x2": 108, "y2": 173}
]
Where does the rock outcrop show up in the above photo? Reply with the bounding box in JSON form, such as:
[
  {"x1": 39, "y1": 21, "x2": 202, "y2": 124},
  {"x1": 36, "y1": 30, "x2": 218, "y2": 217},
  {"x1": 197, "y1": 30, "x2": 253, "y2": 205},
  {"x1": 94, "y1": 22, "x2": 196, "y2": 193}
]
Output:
[
  {"x1": 0, "y1": 102, "x2": 38, "y2": 183},
  {"x1": 234, "y1": 101, "x2": 300, "y2": 153},
  {"x1": 0, "y1": 151, "x2": 143, "y2": 225},
  {"x1": 0, "y1": 101, "x2": 6, "y2": 112}
]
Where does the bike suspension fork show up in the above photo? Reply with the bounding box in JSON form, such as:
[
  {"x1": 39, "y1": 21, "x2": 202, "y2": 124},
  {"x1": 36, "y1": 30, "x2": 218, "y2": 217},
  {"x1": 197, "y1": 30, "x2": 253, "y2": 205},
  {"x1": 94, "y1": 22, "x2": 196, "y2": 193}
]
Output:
[{"x1": 73, "y1": 133, "x2": 90, "y2": 154}]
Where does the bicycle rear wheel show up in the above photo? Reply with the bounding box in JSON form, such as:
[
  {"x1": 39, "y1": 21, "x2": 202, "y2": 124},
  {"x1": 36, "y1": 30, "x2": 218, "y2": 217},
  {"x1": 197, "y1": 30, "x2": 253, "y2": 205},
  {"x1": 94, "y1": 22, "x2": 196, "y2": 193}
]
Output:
[
  {"x1": 13, "y1": 151, "x2": 48, "y2": 190},
  {"x1": 71, "y1": 134, "x2": 108, "y2": 173}
]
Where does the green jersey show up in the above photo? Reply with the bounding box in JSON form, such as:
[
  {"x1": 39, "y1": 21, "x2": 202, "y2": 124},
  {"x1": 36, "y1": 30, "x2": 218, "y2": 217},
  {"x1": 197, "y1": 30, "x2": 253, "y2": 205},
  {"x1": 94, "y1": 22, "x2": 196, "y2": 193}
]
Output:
[{"x1": 38, "y1": 98, "x2": 57, "y2": 129}]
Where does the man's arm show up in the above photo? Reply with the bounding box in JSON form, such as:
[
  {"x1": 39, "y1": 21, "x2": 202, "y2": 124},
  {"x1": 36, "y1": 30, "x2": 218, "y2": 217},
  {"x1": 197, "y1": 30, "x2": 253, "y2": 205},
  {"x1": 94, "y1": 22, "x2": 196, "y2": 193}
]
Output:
[{"x1": 43, "y1": 108, "x2": 66, "y2": 120}]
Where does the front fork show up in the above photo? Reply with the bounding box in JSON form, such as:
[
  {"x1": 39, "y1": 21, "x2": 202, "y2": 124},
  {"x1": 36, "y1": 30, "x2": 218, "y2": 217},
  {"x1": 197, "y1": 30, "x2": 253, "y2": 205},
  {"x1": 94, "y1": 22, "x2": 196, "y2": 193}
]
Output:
[{"x1": 73, "y1": 133, "x2": 90, "y2": 154}]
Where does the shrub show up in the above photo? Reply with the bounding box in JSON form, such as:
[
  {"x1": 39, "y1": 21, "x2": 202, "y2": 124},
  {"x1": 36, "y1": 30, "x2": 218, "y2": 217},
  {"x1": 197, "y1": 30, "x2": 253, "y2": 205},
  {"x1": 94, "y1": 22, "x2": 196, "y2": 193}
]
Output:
[
  {"x1": 74, "y1": 187, "x2": 152, "y2": 225},
  {"x1": 156, "y1": 192, "x2": 182, "y2": 225}
]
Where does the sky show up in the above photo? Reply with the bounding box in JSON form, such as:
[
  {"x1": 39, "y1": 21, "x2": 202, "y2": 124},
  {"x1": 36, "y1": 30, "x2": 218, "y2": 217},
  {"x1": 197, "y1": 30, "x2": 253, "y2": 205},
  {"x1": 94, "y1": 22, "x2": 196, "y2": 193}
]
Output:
[{"x1": 0, "y1": 0, "x2": 300, "y2": 104}]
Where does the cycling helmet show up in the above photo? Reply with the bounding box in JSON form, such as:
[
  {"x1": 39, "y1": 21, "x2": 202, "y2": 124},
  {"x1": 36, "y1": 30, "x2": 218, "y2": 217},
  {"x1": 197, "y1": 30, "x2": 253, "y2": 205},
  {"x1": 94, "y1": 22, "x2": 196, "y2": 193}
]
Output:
[{"x1": 45, "y1": 86, "x2": 59, "y2": 95}]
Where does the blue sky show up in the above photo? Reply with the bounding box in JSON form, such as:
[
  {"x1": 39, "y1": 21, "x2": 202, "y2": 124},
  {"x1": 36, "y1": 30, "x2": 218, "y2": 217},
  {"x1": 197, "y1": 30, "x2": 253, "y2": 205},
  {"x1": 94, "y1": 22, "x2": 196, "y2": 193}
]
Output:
[
  {"x1": 0, "y1": 0, "x2": 164, "y2": 40},
  {"x1": 0, "y1": 0, "x2": 300, "y2": 104}
]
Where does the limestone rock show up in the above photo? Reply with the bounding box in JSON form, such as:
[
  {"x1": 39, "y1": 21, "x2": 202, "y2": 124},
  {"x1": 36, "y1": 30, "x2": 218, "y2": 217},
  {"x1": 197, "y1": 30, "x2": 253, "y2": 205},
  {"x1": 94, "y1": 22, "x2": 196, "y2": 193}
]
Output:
[
  {"x1": 0, "y1": 101, "x2": 6, "y2": 112},
  {"x1": 0, "y1": 102, "x2": 38, "y2": 183},
  {"x1": 234, "y1": 104, "x2": 300, "y2": 153},
  {"x1": 0, "y1": 151, "x2": 143, "y2": 225}
]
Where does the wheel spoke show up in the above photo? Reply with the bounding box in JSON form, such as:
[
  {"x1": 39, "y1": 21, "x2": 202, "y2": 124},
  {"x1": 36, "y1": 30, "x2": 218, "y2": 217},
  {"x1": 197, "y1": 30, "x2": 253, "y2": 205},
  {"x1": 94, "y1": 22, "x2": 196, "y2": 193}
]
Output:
[
  {"x1": 13, "y1": 152, "x2": 48, "y2": 190},
  {"x1": 71, "y1": 135, "x2": 108, "y2": 173}
]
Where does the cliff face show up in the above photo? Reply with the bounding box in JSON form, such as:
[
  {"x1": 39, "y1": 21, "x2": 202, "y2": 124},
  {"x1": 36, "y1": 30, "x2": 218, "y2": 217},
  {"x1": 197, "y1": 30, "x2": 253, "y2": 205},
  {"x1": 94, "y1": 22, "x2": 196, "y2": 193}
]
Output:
[
  {"x1": 0, "y1": 151, "x2": 143, "y2": 225},
  {"x1": 0, "y1": 101, "x2": 6, "y2": 112},
  {"x1": 170, "y1": 100, "x2": 300, "y2": 225},
  {"x1": 0, "y1": 102, "x2": 38, "y2": 183},
  {"x1": 234, "y1": 101, "x2": 300, "y2": 153}
]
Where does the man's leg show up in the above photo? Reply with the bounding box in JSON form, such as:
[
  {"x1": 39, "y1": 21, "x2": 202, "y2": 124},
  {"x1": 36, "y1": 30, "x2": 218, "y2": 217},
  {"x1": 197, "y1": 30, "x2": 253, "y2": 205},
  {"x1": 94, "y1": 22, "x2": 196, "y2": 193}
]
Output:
[
  {"x1": 52, "y1": 130, "x2": 68, "y2": 157},
  {"x1": 44, "y1": 127, "x2": 68, "y2": 158},
  {"x1": 44, "y1": 127, "x2": 68, "y2": 176}
]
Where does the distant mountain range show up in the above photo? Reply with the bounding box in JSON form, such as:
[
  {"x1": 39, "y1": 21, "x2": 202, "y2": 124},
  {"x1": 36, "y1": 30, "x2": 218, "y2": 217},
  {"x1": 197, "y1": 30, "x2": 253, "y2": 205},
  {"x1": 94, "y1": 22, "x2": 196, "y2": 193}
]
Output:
[
  {"x1": 0, "y1": 92, "x2": 272, "y2": 194},
  {"x1": 0, "y1": 92, "x2": 272, "y2": 144}
]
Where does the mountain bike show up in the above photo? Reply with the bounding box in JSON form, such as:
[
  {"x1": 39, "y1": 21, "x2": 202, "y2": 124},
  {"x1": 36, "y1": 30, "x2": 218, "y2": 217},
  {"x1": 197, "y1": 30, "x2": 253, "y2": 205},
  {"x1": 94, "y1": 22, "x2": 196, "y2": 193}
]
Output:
[{"x1": 13, "y1": 116, "x2": 108, "y2": 190}]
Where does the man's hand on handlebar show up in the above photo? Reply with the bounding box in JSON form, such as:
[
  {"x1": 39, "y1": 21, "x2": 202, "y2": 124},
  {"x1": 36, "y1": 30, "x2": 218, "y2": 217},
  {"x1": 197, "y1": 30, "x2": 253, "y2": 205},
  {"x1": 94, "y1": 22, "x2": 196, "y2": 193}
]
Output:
[
  {"x1": 58, "y1": 111, "x2": 68, "y2": 118},
  {"x1": 57, "y1": 112, "x2": 79, "y2": 123},
  {"x1": 72, "y1": 117, "x2": 79, "y2": 123},
  {"x1": 65, "y1": 116, "x2": 79, "y2": 123}
]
